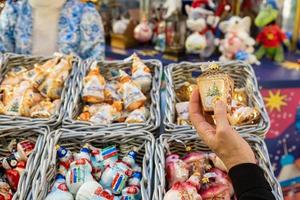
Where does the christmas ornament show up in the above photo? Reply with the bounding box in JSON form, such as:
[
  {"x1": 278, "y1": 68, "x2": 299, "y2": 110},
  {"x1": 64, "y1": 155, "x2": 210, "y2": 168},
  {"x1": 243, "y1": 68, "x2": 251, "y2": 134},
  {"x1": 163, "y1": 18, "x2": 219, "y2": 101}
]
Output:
[
  {"x1": 134, "y1": 17, "x2": 153, "y2": 43},
  {"x1": 197, "y1": 64, "x2": 234, "y2": 113},
  {"x1": 66, "y1": 146, "x2": 93, "y2": 195},
  {"x1": 164, "y1": 173, "x2": 202, "y2": 200},
  {"x1": 82, "y1": 61, "x2": 106, "y2": 104},
  {"x1": 45, "y1": 174, "x2": 73, "y2": 200},
  {"x1": 118, "y1": 70, "x2": 146, "y2": 111},
  {"x1": 100, "y1": 150, "x2": 138, "y2": 195},
  {"x1": 125, "y1": 107, "x2": 149, "y2": 123},
  {"x1": 175, "y1": 102, "x2": 190, "y2": 125},
  {"x1": 175, "y1": 82, "x2": 197, "y2": 102},
  {"x1": 0, "y1": 178, "x2": 13, "y2": 200},
  {"x1": 233, "y1": 88, "x2": 248, "y2": 105},
  {"x1": 228, "y1": 105, "x2": 260, "y2": 126},
  {"x1": 131, "y1": 54, "x2": 152, "y2": 93},
  {"x1": 165, "y1": 154, "x2": 189, "y2": 189}
]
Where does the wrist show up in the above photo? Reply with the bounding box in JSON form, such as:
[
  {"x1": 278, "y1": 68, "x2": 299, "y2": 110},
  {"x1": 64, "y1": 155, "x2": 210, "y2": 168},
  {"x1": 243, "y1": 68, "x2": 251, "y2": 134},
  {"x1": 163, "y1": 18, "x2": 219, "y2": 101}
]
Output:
[{"x1": 226, "y1": 160, "x2": 256, "y2": 171}]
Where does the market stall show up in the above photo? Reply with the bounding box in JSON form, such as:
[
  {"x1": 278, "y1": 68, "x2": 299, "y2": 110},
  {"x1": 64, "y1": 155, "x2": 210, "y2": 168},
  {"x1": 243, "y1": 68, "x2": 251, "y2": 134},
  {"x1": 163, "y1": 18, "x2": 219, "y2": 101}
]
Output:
[{"x1": 0, "y1": 0, "x2": 299, "y2": 199}]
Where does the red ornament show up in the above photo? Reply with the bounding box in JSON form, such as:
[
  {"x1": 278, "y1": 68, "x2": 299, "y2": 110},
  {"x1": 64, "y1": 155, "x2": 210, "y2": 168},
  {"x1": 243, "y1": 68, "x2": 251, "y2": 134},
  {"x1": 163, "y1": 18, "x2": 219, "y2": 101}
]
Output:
[{"x1": 5, "y1": 169, "x2": 20, "y2": 192}]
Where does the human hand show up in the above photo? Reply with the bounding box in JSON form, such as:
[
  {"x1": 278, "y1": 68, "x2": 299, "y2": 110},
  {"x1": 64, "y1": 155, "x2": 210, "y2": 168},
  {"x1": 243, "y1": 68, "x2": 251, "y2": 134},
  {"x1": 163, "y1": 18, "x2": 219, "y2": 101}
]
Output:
[{"x1": 189, "y1": 88, "x2": 256, "y2": 170}]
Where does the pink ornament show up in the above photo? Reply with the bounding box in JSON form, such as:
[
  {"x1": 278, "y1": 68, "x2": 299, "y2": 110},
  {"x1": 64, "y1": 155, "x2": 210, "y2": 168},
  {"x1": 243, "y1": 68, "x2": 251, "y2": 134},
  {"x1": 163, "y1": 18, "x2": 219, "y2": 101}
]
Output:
[
  {"x1": 183, "y1": 152, "x2": 208, "y2": 175},
  {"x1": 200, "y1": 184, "x2": 231, "y2": 200},
  {"x1": 209, "y1": 168, "x2": 234, "y2": 196},
  {"x1": 200, "y1": 168, "x2": 233, "y2": 199},
  {"x1": 134, "y1": 20, "x2": 153, "y2": 43},
  {"x1": 164, "y1": 173, "x2": 202, "y2": 200},
  {"x1": 166, "y1": 154, "x2": 189, "y2": 189}
]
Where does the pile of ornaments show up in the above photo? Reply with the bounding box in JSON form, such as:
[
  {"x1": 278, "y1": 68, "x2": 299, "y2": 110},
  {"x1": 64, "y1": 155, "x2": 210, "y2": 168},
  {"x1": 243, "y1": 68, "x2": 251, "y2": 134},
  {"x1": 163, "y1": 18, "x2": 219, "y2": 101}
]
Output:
[
  {"x1": 0, "y1": 139, "x2": 35, "y2": 200},
  {"x1": 0, "y1": 53, "x2": 73, "y2": 118},
  {"x1": 78, "y1": 54, "x2": 152, "y2": 125},
  {"x1": 164, "y1": 151, "x2": 234, "y2": 199},
  {"x1": 175, "y1": 64, "x2": 260, "y2": 126},
  {"x1": 45, "y1": 144, "x2": 143, "y2": 200}
]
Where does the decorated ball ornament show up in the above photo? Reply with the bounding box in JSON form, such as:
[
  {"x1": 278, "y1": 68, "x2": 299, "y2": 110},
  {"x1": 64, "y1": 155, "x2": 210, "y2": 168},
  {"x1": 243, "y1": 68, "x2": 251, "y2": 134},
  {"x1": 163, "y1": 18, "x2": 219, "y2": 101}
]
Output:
[{"x1": 134, "y1": 18, "x2": 153, "y2": 43}]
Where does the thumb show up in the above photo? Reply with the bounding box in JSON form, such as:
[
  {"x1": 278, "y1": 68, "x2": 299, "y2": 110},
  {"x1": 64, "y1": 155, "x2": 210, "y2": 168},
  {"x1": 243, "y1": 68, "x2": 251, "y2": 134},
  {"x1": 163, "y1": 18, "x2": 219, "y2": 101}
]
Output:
[{"x1": 214, "y1": 100, "x2": 231, "y2": 133}]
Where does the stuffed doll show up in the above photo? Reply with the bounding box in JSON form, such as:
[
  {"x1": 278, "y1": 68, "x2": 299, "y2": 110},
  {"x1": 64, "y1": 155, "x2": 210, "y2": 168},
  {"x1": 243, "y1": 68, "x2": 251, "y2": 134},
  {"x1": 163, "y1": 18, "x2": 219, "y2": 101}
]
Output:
[
  {"x1": 185, "y1": 0, "x2": 231, "y2": 58},
  {"x1": 254, "y1": 2, "x2": 289, "y2": 63},
  {"x1": 218, "y1": 16, "x2": 260, "y2": 65},
  {"x1": 185, "y1": 1, "x2": 216, "y2": 57}
]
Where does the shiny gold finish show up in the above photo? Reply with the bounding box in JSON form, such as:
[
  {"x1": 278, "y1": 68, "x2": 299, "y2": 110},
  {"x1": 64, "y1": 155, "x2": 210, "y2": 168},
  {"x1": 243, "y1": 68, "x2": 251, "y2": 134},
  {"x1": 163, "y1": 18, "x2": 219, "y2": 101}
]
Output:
[
  {"x1": 175, "y1": 82, "x2": 197, "y2": 102},
  {"x1": 233, "y1": 88, "x2": 248, "y2": 105}
]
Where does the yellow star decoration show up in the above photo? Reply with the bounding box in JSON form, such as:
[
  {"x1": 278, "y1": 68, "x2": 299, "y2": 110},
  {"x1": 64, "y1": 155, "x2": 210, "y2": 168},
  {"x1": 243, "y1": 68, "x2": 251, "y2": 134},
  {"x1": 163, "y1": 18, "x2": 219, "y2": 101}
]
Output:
[
  {"x1": 202, "y1": 177, "x2": 210, "y2": 184},
  {"x1": 264, "y1": 90, "x2": 287, "y2": 112}
]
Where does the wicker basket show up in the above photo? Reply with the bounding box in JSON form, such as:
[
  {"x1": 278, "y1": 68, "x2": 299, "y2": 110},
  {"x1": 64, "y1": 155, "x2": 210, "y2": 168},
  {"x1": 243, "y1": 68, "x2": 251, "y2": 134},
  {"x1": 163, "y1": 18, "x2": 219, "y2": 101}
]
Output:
[
  {"x1": 0, "y1": 126, "x2": 48, "y2": 200},
  {"x1": 0, "y1": 53, "x2": 80, "y2": 128},
  {"x1": 153, "y1": 133, "x2": 283, "y2": 200},
  {"x1": 164, "y1": 61, "x2": 270, "y2": 137},
  {"x1": 63, "y1": 58, "x2": 162, "y2": 132},
  {"x1": 30, "y1": 128, "x2": 155, "y2": 200}
]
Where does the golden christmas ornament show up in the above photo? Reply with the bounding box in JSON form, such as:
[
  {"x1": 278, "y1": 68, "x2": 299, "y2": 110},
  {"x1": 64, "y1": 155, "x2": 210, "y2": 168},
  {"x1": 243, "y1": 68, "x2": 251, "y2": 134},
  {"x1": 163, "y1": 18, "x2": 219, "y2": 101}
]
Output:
[
  {"x1": 233, "y1": 88, "x2": 248, "y2": 105},
  {"x1": 197, "y1": 64, "x2": 234, "y2": 113},
  {"x1": 176, "y1": 82, "x2": 197, "y2": 102}
]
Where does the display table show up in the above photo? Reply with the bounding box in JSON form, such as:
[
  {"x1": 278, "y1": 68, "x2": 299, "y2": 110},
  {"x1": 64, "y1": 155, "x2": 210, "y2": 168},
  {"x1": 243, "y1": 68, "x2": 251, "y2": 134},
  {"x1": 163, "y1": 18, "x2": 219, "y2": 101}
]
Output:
[{"x1": 105, "y1": 45, "x2": 300, "y2": 88}]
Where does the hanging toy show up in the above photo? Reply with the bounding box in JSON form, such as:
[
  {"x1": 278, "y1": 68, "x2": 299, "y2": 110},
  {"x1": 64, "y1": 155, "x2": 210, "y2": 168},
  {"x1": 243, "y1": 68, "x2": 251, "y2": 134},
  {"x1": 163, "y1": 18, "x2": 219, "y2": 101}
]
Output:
[
  {"x1": 89, "y1": 145, "x2": 119, "y2": 180},
  {"x1": 45, "y1": 174, "x2": 74, "y2": 200},
  {"x1": 65, "y1": 145, "x2": 94, "y2": 195},
  {"x1": 165, "y1": 154, "x2": 189, "y2": 189},
  {"x1": 254, "y1": 1, "x2": 289, "y2": 63},
  {"x1": 131, "y1": 54, "x2": 152, "y2": 93},
  {"x1": 88, "y1": 103, "x2": 122, "y2": 125},
  {"x1": 5, "y1": 161, "x2": 26, "y2": 191},
  {"x1": 76, "y1": 181, "x2": 114, "y2": 200},
  {"x1": 164, "y1": 173, "x2": 202, "y2": 200},
  {"x1": 0, "y1": 176, "x2": 13, "y2": 200},
  {"x1": 118, "y1": 70, "x2": 146, "y2": 111},
  {"x1": 125, "y1": 107, "x2": 149, "y2": 124},
  {"x1": 2, "y1": 140, "x2": 35, "y2": 170},
  {"x1": 56, "y1": 145, "x2": 74, "y2": 170},
  {"x1": 199, "y1": 168, "x2": 233, "y2": 199},
  {"x1": 121, "y1": 171, "x2": 142, "y2": 200},
  {"x1": 183, "y1": 152, "x2": 209, "y2": 175},
  {"x1": 134, "y1": 16, "x2": 153, "y2": 43},
  {"x1": 82, "y1": 61, "x2": 106, "y2": 104},
  {"x1": 104, "y1": 81, "x2": 121, "y2": 104},
  {"x1": 100, "y1": 150, "x2": 139, "y2": 195}
]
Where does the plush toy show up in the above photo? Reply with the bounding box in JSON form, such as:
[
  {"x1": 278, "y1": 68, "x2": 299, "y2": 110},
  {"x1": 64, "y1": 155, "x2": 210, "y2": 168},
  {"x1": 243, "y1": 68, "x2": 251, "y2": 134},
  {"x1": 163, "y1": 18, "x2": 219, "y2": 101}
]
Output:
[
  {"x1": 185, "y1": 1, "x2": 216, "y2": 57},
  {"x1": 254, "y1": 2, "x2": 289, "y2": 63},
  {"x1": 185, "y1": 0, "x2": 231, "y2": 57},
  {"x1": 218, "y1": 16, "x2": 260, "y2": 65}
]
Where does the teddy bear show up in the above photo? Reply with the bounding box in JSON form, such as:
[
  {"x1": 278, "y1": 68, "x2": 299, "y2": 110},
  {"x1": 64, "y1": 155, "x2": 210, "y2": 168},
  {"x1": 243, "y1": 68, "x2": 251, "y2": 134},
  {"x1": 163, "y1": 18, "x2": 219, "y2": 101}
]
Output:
[{"x1": 218, "y1": 16, "x2": 260, "y2": 65}]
